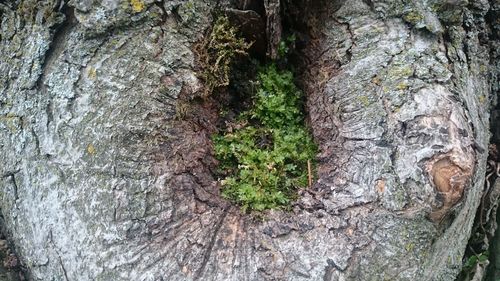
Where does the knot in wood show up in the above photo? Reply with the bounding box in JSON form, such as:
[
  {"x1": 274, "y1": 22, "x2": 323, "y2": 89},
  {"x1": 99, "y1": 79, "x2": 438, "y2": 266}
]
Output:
[{"x1": 427, "y1": 153, "x2": 474, "y2": 221}]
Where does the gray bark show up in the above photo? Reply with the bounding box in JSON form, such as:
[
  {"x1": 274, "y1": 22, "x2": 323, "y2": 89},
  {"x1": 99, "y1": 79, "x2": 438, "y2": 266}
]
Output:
[{"x1": 0, "y1": 0, "x2": 497, "y2": 280}]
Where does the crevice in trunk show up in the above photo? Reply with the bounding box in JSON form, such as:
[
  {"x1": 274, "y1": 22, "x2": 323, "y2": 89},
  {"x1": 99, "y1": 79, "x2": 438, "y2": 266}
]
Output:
[
  {"x1": 457, "y1": 1, "x2": 500, "y2": 279},
  {"x1": 169, "y1": 0, "x2": 332, "y2": 216},
  {"x1": 483, "y1": 1, "x2": 500, "y2": 278},
  {"x1": 36, "y1": 3, "x2": 77, "y2": 92}
]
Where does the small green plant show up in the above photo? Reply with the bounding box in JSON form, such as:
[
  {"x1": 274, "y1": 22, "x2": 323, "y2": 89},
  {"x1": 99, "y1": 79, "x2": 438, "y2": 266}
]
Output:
[
  {"x1": 465, "y1": 252, "x2": 489, "y2": 269},
  {"x1": 277, "y1": 34, "x2": 296, "y2": 58},
  {"x1": 457, "y1": 251, "x2": 489, "y2": 280},
  {"x1": 213, "y1": 64, "x2": 317, "y2": 211},
  {"x1": 202, "y1": 16, "x2": 252, "y2": 96}
]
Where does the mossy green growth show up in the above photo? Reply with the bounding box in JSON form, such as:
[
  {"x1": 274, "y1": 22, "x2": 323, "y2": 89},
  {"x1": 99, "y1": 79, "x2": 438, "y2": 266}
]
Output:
[
  {"x1": 277, "y1": 34, "x2": 296, "y2": 58},
  {"x1": 202, "y1": 16, "x2": 252, "y2": 96},
  {"x1": 213, "y1": 65, "x2": 317, "y2": 211}
]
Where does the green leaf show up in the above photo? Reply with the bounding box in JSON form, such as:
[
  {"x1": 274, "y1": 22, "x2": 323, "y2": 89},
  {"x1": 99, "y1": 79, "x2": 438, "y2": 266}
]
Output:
[{"x1": 478, "y1": 253, "x2": 489, "y2": 263}]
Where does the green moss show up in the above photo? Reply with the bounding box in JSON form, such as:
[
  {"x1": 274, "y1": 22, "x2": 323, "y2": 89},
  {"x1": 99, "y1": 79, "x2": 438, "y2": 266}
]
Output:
[
  {"x1": 201, "y1": 16, "x2": 252, "y2": 97},
  {"x1": 277, "y1": 34, "x2": 296, "y2": 58},
  {"x1": 213, "y1": 65, "x2": 317, "y2": 211}
]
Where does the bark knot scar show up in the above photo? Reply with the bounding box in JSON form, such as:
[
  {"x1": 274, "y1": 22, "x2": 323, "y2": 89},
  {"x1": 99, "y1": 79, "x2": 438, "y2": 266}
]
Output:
[
  {"x1": 426, "y1": 152, "x2": 474, "y2": 221},
  {"x1": 431, "y1": 157, "x2": 464, "y2": 194}
]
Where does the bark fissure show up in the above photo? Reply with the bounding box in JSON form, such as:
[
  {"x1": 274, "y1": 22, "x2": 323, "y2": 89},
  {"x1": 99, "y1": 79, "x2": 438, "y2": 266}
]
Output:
[
  {"x1": 48, "y1": 230, "x2": 69, "y2": 281},
  {"x1": 194, "y1": 209, "x2": 228, "y2": 280},
  {"x1": 36, "y1": 5, "x2": 77, "y2": 91},
  {"x1": 1, "y1": 173, "x2": 20, "y2": 202},
  {"x1": 57, "y1": 256, "x2": 69, "y2": 281}
]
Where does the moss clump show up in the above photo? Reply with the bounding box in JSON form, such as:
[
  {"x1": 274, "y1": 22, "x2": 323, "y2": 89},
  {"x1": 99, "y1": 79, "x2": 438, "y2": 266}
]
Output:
[
  {"x1": 213, "y1": 65, "x2": 317, "y2": 211},
  {"x1": 202, "y1": 16, "x2": 252, "y2": 97}
]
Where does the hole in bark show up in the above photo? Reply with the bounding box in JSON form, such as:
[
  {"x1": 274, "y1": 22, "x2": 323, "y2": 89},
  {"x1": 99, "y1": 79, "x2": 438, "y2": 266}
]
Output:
[
  {"x1": 162, "y1": 0, "x2": 342, "y2": 221},
  {"x1": 212, "y1": 11, "x2": 318, "y2": 212},
  {"x1": 174, "y1": 2, "x2": 333, "y2": 214},
  {"x1": 212, "y1": 62, "x2": 317, "y2": 212}
]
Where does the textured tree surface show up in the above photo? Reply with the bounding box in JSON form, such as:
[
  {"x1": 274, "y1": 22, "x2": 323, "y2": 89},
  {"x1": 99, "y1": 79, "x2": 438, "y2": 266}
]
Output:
[{"x1": 0, "y1": 0, "x2": 498, "y2": 280}]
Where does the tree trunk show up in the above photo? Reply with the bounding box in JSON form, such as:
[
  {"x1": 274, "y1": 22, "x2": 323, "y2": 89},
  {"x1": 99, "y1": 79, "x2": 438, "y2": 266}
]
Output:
[{"x1": 0, "y1": 0, "x2": 497, "y2": 280}]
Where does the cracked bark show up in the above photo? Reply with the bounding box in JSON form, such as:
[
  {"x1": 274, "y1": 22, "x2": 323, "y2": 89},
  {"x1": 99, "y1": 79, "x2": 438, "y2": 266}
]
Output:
[{"x1": 0, "y1": 0, "x2": 498, "y2": 280}]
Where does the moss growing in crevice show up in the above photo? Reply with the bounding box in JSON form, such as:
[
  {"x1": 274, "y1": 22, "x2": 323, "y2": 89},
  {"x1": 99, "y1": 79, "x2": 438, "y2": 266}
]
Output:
[
  {"x1": 191, "y1": 11, "x2": 317, "y2": 212},
  {"x1": 213, "y1": 63, "x2": 317, "y2": 212}
]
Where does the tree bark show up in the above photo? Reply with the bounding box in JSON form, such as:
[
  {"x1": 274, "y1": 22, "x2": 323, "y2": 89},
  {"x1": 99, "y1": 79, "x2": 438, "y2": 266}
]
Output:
[{"x1": 0, "y1": 0, "x2": 497, "y2": 280}]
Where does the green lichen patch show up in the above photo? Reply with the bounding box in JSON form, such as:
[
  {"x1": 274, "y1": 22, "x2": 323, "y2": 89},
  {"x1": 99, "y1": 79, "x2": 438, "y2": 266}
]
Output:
[
  {"x1": 387, "y1": 64, "x2": 414, "y2": 79},
  {"x1": 213, "y1": 65, "x2": 317, "y2": 212},
  {"x1": 403, "y1": 11, "x2": 424, "y2": 25}
]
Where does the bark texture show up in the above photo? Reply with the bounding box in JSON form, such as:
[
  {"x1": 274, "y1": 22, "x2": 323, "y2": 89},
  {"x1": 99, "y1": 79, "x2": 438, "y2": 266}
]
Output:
[{"x1": 0, "y1": 0, "x2": 497, "y2": 280}]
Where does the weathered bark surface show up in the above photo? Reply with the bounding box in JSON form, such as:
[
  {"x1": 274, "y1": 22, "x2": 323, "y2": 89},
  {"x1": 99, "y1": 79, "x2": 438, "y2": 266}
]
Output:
[
  {"x1": 0, "y1": 0, "x2": 497, "y2": 280},
  {"x1": 296, "y1": 1, "x2": 496, "y2": 279}
]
